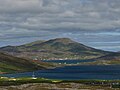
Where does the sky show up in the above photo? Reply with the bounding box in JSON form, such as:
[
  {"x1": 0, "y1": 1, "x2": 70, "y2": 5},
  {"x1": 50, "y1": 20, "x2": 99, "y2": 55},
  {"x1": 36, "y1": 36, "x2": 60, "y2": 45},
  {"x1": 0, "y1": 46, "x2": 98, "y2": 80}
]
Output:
[{"x1": 0, "y1": 0, "x2": 120, "y2": 51}]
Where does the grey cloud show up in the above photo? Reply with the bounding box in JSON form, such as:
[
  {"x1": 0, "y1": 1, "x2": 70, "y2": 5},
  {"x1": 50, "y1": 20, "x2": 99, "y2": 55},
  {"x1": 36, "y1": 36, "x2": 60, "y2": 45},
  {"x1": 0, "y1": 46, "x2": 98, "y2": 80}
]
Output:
[
  {"x1": 0, "y1": 0, "x2": 120, "y2": 51},
  {"x1": 0, "y1": 0, "x2": 120, "y2": 30}
]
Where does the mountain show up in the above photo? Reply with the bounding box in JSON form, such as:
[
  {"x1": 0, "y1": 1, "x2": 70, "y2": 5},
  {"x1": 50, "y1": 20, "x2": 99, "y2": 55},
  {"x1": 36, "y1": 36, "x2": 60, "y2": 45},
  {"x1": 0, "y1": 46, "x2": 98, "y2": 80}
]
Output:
[
  {"x1": 0, "y1": 38, "x2": 112, "y2": 60},
  {"x1": 0, "y1": 52, "x2": 45, "y2": 73}
]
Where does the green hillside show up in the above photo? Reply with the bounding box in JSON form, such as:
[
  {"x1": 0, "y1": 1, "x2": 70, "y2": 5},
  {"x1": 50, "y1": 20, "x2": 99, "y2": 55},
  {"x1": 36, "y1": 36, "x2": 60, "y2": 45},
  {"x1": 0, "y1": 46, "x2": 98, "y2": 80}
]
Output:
[
  {"x1": 0, "y1": 52, "x2": 45, "y2": 73},
  {"x1": 0, "y1": 38, "x2": 112, "y2": 60}
]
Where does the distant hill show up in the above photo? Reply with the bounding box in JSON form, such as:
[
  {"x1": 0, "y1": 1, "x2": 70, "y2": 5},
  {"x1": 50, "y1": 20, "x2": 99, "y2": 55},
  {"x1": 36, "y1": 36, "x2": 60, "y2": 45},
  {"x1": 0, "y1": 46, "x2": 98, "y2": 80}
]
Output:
[
  {"x1": 96, "y1": 53, "x2": 120, "y2": 61},
  {"x1": 0, "y1": 52, "x2": 45, "y2": 73},
  {"x1": 0, "y1": 38, "x2": 112, "y2": 60},
  {"x1": 80, "y1": 52, "x2": 120, "y2": 65}
]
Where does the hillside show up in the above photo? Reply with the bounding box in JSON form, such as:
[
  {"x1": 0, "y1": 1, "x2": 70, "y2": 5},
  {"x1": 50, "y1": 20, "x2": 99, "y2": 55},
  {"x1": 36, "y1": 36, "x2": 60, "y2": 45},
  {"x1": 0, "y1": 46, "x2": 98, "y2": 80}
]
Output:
[
  {"x1": 0, "y1": 52, "x2": 45, "y2": 73},
  {"x1": 0, "y1": 38, "x2": 112, "y2": 60}
]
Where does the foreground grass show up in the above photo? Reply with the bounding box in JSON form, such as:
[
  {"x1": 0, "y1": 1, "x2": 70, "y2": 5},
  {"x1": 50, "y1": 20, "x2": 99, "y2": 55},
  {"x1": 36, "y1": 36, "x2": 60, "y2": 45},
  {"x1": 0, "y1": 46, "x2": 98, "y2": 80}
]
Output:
[
  {"x1": 0, "y1": 83, "x2": 117, "y2": 90},
  {"x1": 0, "y1": 77, "x2": 120, "y2": 90}
]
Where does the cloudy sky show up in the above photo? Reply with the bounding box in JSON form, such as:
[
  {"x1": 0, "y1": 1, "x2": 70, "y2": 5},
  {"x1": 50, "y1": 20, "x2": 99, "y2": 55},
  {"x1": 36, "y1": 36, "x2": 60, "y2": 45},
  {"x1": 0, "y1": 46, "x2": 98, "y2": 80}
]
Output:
[{"x1": 0, "y1": 0, "x2": 120, "y2": 51}]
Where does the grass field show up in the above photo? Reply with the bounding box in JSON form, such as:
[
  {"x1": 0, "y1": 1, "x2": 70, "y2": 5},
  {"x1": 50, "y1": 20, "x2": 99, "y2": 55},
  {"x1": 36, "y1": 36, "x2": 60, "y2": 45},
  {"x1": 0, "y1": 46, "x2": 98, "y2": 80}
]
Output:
[{"x1": 0, "y1": 77, "x2": 120, "y2": 90}]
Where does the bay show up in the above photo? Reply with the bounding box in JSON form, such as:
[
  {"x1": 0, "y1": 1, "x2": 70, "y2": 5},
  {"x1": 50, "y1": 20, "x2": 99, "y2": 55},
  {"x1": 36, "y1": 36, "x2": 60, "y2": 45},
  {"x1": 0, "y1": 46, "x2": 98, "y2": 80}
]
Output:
[{"x1": 1, "y1": 65, "x2": 120, "y2": 80}]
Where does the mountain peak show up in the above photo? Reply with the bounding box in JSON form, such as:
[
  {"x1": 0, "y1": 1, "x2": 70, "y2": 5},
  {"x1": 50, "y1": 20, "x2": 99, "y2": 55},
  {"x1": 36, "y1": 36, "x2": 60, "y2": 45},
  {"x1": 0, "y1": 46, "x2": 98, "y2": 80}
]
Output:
[
  {"x1": 0, "y1": 38, "x2": 110, "y2": 60},
  {"x1": 53, "y1": 38, "x2": 73, "y2": 41},
  {"x1": 46, "y1": 38, "x2": 76, "y2": 45}
]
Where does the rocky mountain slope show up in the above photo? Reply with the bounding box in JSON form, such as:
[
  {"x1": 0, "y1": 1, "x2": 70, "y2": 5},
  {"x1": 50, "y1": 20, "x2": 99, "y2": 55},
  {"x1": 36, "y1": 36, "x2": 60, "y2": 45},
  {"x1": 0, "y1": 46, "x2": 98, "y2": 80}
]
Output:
[{"x1": 0, "y1": 38, "x2": 112, "y2": 60}]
